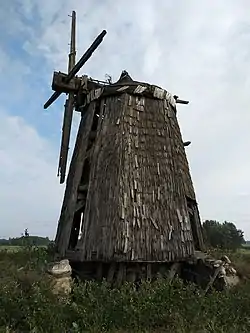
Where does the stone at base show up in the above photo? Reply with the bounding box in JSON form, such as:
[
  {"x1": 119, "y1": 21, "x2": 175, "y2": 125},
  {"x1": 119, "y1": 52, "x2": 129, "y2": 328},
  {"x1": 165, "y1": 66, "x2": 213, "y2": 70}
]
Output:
[
  {"x1": 46, "y1": 259, "x2": 72, "y2": 296},
  {"x1": 47, "y1": 259, "x2": 72, "y2": 278},
  {"x1": 223, "y1": 275, "x2": 240, "y2": 288},
  {"x1": 51, "y1": 276, "x2": 72, "y2": 295}
]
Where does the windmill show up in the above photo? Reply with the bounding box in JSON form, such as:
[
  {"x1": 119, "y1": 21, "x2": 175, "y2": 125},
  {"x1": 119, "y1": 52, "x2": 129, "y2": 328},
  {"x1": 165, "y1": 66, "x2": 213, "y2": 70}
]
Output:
[
  {"x1": 44, "y1": 11, "x2": 107, "y2": 184},
  {"x1": 44, "y1": 11, "x2": 206, "y2": 285}
]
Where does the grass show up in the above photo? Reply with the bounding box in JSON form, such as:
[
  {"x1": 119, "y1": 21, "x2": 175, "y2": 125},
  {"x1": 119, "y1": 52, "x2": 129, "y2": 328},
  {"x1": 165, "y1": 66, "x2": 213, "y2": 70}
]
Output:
[
  {"x1": 1, "y1": 247, "x2": 250, "y2": 332},
  {"x1": 0, "y1": 245, "x2": 23, "y2": 252},
  {"x1": 0, "y1": 245, "x2": 47, "y2": 251}
]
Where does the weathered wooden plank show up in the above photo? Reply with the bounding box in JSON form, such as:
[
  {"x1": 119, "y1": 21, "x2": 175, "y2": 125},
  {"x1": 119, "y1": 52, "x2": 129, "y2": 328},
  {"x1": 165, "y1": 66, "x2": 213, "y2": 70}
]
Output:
[
  {"x1": 75, "y1": 200, "x2": 85, "y2": 212},
  {"x1": 107, "y1": 263, "x2": 116, "y2": 283},
  {"x1": 77, "y1": 95, "x2": 129, "y2": 261},
  {"x1": 115, "y1": 263, "x2": 126, "y2": 287},
  {"x1": 55, "y1": 102, "x2": 96, "y2": 256}
]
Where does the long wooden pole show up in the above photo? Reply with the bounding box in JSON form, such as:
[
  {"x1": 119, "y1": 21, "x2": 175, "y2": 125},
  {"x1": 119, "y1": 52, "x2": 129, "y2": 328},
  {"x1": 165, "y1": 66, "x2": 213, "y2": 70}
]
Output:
[
  {"x1": 58, "y1": 11, "x2": 76, "y2": 184},
  {"x1": 68, "y1": 11, "x2": 76, "y2": 73}
]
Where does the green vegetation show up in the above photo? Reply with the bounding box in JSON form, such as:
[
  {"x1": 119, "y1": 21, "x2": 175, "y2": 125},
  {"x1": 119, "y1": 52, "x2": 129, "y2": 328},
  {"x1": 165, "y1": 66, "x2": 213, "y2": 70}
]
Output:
[
  {"x1": 0, "y1": 225, "x2": 249, "y2": 332},
  {"x1": 0, "y1": 245, "x2": 22, "y2": 252},
  {"x1": 203, "y1": 220, "x2": 245, "y2": 251},
  {"x1": 0, "y1": 246, "x2": 250, "y2": 332}
]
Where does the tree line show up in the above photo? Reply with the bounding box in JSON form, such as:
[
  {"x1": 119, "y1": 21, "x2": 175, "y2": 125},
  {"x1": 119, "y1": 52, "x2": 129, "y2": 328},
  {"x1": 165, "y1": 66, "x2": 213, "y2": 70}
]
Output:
[
  {"x1": 0, "y1": 233, "x2": 51, "y2": 247},
  {"x1": 203, "y1": 220, "x2": 245, "y2": 251}
]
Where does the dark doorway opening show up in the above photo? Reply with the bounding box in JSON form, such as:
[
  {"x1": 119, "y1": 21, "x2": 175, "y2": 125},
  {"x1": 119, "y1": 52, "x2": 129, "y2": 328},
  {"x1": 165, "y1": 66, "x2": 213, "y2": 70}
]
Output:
[{"x1": 186, "y1": 197, "x2": 202, "y2": 251}]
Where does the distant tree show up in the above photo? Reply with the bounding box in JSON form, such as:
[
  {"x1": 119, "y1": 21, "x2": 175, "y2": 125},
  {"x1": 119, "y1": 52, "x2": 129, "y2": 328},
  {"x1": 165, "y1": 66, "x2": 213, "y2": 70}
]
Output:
[
  {"x1": 24, "y1": 228, "x2": 29, "y2": 237},
  {"x1": 21, "y1": 228, "x2": 29, "y2": 238},
  {"x1": 20, "y1": 228, "x2": 30, "y2": 246},
  {"x1": 0, "y1": 239, "x2": 9, "y2": 245},
  {"x1": 203, "y1": 220, "x2": 245, "y2": 251}
]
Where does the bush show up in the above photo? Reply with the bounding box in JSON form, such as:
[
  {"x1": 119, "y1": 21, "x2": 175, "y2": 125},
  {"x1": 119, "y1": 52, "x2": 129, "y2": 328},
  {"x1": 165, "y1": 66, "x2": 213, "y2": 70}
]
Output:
[{"x1": 1, "y1": 247, "x2": 250, "y2": 332}]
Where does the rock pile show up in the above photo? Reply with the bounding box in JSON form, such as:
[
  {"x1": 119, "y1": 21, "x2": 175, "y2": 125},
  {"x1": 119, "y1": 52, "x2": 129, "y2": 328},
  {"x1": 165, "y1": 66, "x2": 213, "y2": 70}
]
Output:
[
  {"x1": 185, "y1": 251, "x2": 241, "y2": 292},
  {"x1": 217, "y1": 255, "x2": 240, "y2": 288},
  {"x1": 203, "y1": 254, "x2": 240, "y2": 291}
]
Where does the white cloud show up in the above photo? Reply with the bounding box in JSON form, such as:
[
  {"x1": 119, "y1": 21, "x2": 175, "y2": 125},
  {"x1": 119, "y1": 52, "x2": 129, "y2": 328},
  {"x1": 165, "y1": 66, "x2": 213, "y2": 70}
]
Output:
[
  {"x1": 0, "y1": 0, "x2": 250, "y2": 238},
  {"x1": 0, "y1": 110, "x2": 64, "y2": 238}
]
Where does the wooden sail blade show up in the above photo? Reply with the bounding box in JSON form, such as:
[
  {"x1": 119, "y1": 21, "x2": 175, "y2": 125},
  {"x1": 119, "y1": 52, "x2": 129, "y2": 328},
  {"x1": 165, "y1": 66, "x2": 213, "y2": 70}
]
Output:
[
  {"x1": 44, "y1": 29, "x2": 107, "y2": 109},
  {"x1": 58, "y1": 95, "x2": 74, "y2": 183},
  {"x1": 44, "y1": 91, "x2": 61, "y2": 109}
]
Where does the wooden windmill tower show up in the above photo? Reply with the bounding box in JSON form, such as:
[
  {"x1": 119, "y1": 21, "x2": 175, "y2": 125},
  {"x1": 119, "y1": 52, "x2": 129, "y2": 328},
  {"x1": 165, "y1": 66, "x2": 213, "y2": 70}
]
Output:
[{"x1": 44, "y1": 11, "x2": 204, "y2": 283}]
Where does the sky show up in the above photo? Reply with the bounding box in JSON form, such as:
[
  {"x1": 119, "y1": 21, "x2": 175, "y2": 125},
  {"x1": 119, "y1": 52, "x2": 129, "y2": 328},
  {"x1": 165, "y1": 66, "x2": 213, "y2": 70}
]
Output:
[{"x1": 0, "y1": 0, "x2": 250, "y2": 239}]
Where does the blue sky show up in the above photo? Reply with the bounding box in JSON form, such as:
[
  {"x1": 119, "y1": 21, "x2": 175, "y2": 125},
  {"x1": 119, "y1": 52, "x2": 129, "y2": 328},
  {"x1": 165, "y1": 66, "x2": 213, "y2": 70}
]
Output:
[{"x1": 1, "y1": 0, "x2": 250, "y2": 239}]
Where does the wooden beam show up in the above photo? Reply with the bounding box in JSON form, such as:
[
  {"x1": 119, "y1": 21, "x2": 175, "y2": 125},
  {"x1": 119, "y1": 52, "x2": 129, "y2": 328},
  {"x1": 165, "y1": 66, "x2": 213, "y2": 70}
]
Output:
[
  {"x1": 204, "y1": 265, "x2": 223, "y2": 295},
  {"x1": 68, "y1": 11, "x2": 76, "y2": 73},
  {"x1": 107, "y1": 263, "x2": 116, "y2": 283},
  {"x1": 184, "y1": 141, "x2": 191, "y2": 147},
  {"x1": 57, "y1": 11, "x2": 77, "y2": 184},
  {"x1": 176, "y1": 99, "x2": 189, "y2": 105},
  {"x1": 52, "y1": 72, "x2": 80, "y2": 94},
  {"x1": 173, "y1": 95, "x2": 189, "y2": 104},
  {"x1": 55, "y1": 103, "x2": 96, "y2": 256},
  {"x1": 79, "y1": 184, "x2": 88, "y2": 192},
  {"x1": 77, "y1": 193, "x2": 86, "y2": 200}
]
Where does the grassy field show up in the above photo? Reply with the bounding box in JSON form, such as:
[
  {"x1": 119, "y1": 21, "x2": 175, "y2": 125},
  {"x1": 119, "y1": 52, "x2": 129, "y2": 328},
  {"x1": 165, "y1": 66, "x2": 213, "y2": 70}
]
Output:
[
  {"x1": 0, "y1": 245, "x2": 46, "y2": 252},
  {"x1": 1, "y1": 246, "x2": 250, "y2": 332},
  {"x1": 0, "y1": 245, "x2": 23, "y2": 252}
]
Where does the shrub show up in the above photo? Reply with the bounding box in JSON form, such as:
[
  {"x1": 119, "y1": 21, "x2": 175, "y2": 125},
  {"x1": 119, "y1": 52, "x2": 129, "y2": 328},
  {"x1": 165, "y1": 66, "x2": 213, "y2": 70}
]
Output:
[{"x1": 1, "y1": 247, "x2": 250, "y2": 332}]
